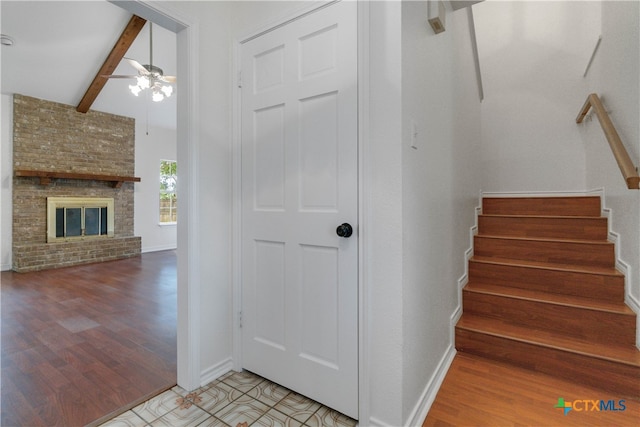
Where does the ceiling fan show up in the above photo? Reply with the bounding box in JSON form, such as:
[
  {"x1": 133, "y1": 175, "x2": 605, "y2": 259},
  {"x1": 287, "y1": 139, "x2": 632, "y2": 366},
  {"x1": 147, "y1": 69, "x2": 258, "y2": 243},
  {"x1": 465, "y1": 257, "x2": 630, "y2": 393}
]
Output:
[{"x1": 104, "y1": 22, "x2": 176, "y2": 102}]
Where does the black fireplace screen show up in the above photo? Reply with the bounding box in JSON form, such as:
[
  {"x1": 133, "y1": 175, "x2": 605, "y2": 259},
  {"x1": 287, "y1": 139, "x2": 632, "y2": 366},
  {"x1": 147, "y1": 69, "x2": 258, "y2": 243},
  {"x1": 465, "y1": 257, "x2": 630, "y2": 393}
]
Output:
[{"x1": 55, "y1": 207, "x2": 108, "y2": 238}]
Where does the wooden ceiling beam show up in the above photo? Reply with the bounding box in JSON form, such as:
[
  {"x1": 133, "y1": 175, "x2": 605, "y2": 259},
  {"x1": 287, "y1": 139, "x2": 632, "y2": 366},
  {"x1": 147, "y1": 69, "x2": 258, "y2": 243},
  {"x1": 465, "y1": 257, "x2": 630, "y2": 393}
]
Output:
[{"x1": 76, "y1": 15, "x2": 147, "y2": 113}]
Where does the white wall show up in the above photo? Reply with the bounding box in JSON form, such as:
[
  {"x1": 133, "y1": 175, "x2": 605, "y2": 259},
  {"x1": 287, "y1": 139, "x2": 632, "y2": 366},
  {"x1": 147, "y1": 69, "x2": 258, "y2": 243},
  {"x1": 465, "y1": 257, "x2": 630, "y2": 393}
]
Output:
[
  {"x1": 400, "y1": 2, "x2": 482, "y2": 424},
  {"x1": 368, "y1": 1, "x2": 404, "y2": 424},
  {"x1": 1, "y1": 94, "x2": 12, "y2": 271},
  {"x1": 474, "y1": 0, "x2": 600, "y2": 192},
  {"x1": 583, "y1": 1, "x2": 640, "y2": 317},
  {"x1": 325, "y1": 1, "x2": 483, "y2": 424},
  {"x1": 161, "y1": 0, "x2": 236, "y2": 384},
  {"x1": 134, "y1": 122, "x2": 177, "y2": 253}
]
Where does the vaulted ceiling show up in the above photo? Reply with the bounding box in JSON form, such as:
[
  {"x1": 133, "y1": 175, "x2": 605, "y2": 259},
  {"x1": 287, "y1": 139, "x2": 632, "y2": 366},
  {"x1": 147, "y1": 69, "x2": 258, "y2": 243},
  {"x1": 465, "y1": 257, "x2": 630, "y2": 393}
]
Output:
[{"x1": 1, "y1": 0, "x2": 177, "y2": 130}]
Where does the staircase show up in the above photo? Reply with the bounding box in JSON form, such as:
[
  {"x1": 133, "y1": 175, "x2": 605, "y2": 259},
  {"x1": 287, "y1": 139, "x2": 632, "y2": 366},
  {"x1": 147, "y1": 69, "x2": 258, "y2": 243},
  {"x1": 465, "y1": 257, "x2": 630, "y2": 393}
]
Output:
[{"x1": 455, "y1": 196, "x2": 640, "y2": 398}]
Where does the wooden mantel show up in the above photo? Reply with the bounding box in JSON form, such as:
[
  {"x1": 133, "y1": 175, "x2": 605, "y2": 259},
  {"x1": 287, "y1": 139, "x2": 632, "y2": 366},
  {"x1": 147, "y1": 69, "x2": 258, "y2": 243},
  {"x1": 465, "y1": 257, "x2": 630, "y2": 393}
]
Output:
[{"x1": 14, "y1": 170, "x2": 141, "y2": 188}]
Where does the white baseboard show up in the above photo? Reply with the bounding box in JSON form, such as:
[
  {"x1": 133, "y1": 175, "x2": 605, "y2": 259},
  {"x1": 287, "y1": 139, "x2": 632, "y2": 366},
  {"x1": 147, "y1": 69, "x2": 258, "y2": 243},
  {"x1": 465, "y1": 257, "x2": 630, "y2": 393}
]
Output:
[
  {"x1": 596, "y1": 189, "x2": 640, "y2": 348},
  {"x1": 404, "y1": 345, "x2": 457, "y2": 427},
  {"x1": 627, "y1": 292, "x2": 640, "y2": 313},
  {"x1": 1, "y1": 263, "x2": 11, "y2": 271},
  {"x1": 392, "y1": 197, "x2": 476, "y2": 427},
  {"x1": 200, "y1": 357, "x2": 235, "y2": 388},
  {"x1": 450, "y1": 198, "x2": 480, "y2": 344},
  {"x1": 141, "y1": 244, "x2": 177, "y2": 253},
  {"x1": 366, "y1": 416, "x2": 392, "y2": 427}
]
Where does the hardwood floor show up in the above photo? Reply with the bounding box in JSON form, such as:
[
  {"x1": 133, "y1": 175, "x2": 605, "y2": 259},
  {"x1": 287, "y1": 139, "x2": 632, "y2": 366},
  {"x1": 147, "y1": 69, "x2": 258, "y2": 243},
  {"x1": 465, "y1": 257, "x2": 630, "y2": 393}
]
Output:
[
  {"x1": 424, "y1": 353, "x2": 640, "y2": 426},
  {"x1": 1, "y1": 251, "x2": 177, "y2": 427}
]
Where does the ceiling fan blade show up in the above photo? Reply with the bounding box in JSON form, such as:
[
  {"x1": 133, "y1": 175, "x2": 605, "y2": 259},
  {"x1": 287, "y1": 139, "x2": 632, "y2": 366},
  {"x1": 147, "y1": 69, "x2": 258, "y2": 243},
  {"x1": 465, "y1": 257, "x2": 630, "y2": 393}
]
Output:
[
  {"x1": 125, "y1": 57, "x2": 149, "y2": 74},
  {"x1": 102, "y1": 74, "x2": 138, "y2": 79},
  {"x1": 160, "y1": 76, "x2": 177, "y2": 83}
]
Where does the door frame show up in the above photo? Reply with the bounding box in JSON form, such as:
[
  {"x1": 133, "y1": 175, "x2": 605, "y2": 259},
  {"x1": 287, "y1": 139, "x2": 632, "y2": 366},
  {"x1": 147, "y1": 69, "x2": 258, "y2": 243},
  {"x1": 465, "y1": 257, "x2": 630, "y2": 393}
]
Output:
[
  {"x1": 111, "y1": 0, "x2": 202, "y2": 391},
  {"x1": 231, "y1": 1, "x2": 371, "y2": 421}
]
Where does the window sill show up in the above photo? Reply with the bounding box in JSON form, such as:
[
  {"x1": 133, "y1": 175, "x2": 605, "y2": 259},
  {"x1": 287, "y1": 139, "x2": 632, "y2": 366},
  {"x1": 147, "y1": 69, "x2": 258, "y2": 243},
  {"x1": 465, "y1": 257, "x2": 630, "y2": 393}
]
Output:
[{"x1": 158, "y1": 222, "x2": 177, "y2": 227}]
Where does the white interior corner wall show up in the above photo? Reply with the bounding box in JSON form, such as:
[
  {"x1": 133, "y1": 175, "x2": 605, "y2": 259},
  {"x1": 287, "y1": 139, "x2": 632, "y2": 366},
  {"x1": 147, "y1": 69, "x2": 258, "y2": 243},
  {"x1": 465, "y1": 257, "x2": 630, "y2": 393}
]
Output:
[
  {"x1": 134, "y1": 122, "x2": 177, "y2": 253},
  {"x1": 1, "y1": 94, "x2": 13, "y2": 271},
  {"x1": 152, "y1": 0, "x2": 236, "y2": 387},
  {"x1": 582, "y1": 1, "x2": 640, "y2": 325},
  {"x1": 367, "y1": 0, "x2": 405, "y2": 425},
  {"x1": 400, "y1": 1, "x2": 482, "y2": 425},
  {"x1": 474, "y1": 0, "x2": 601, "y2": 192}
]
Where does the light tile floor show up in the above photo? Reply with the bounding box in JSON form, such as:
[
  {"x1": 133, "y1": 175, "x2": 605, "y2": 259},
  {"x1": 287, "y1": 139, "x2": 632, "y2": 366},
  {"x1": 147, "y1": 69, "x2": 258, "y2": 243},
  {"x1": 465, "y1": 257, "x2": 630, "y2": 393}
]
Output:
[{"x1": 99, "y1": 370, "x2": 358, "y2": 427}]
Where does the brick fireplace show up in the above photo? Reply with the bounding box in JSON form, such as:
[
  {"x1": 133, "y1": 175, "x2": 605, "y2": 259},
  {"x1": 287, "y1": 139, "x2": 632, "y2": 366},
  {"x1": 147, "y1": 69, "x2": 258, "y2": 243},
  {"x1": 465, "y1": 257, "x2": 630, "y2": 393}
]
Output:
[{"x1": 12, "y1": 94, "x2": 141, "y2": 272}]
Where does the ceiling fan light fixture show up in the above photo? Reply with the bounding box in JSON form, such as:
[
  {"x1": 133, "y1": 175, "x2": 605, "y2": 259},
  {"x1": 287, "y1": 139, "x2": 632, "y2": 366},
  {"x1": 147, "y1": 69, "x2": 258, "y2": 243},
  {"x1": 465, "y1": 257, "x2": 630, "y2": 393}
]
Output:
[
  {"x1": 121, "y1": 22, "x2": 175, "y2": 102},
  {"x1": 136, "y1": 75, "x2": 150, "y2": 90},
  {"x1": 152, "y1": 90, "x2": 165, "y2": 102},
  {"x1": 129, "y1": 84, "x2": 142, "y2": 96},
  {"x1": 161, "y1": 85, "x2": 173, "y2": 98}
]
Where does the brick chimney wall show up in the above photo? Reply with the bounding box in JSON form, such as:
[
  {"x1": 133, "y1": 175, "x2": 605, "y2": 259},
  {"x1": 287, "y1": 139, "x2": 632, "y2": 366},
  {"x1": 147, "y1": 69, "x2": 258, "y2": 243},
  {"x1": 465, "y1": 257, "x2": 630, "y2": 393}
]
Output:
[{"x1": 12, "y1": 94, "x2": 141, "y2": 272}]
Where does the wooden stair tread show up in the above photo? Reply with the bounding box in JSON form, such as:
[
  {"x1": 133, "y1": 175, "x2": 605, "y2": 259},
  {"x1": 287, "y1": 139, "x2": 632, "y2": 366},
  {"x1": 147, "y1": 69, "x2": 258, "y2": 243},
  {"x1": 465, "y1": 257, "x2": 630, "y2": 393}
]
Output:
[
  {"x1": 474, "y1": 235, "x2": 615, "y2": 268},
  {"x1": 477, "y1": 214, "x2": 608, "y2": 241},
  {"x1": 482, "y1": 196, "x2": 601, "y2": 217},
  {"x1": 480, "y1": 213, "x2": 605, "y2": 220},
  {"x1": 464, "y1": 281, "x2": 633, "y2": 314},
  {"x1": 456, "y1": 314, "x2": 640, "y2": 367},
  {"x1": 471, "y1": 256, "x2": 623, "y2": 276},
  {"x1": 476, "y1": 234, "x2": 611, "y2": 245}
]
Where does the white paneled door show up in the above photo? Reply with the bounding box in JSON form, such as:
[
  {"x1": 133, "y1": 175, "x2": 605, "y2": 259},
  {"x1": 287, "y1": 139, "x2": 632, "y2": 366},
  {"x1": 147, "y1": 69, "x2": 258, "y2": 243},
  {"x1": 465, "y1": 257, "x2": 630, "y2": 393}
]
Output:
[{"x1": 240, "y1": 1, "x2": 358, "y2": 418}]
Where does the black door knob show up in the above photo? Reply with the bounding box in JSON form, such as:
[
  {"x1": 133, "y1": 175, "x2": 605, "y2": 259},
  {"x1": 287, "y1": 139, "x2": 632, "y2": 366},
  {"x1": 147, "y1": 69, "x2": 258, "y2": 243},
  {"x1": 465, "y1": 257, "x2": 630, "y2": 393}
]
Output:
[{"x1": 336, "y1": 223, "x2": 353, "y2": 238}]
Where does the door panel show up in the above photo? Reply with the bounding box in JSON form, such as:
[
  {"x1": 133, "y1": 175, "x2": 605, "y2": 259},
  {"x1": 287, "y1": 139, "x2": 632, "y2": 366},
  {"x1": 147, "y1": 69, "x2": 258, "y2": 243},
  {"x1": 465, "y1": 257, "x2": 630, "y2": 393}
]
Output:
[
  {"x1": 253, "y1": 105, "x2": 286, "y2": 210},
  {"x1": 299, "y1": 244, "x2": 340, "y2": 367},
  {"x1": 254, "y1": 240, "x2": 286, "y2": 350},
  {"x1": 241, "y1": 1, "x2": 358, "y2": 418},
  {"x1": 299, "y1": 91, "x2": 339, "y2": 211}
]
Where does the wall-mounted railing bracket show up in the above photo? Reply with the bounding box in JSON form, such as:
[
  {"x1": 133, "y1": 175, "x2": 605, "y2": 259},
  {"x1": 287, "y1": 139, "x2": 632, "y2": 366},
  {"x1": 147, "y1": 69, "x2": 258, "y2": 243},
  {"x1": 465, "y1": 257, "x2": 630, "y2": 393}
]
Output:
[{"x1": 577, "y1": 93, "x2": 640, "y2": 190}]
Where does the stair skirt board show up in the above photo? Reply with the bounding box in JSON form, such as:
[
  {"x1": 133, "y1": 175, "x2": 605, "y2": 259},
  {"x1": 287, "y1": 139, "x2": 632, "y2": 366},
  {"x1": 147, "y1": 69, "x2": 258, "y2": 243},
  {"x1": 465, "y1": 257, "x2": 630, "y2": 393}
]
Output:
[{"x1": 454, "y1": 192, "x2": 640, "y2": 397}]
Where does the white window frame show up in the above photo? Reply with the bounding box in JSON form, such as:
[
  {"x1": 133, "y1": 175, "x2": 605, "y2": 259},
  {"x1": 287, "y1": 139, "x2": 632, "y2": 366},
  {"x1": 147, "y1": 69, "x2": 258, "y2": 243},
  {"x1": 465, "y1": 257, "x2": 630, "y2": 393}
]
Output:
[{"x1": 159, "y1": 159, "x2": 177, "y2": 225}]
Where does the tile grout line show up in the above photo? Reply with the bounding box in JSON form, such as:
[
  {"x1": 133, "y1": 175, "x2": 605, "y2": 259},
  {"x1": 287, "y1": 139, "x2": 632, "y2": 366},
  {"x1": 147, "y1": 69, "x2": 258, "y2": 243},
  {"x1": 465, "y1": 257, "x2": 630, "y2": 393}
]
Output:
[
  {"x1": 182, "y1": 374, "x2": 323, "y2": 426},
  {"x1": 102, "y1": 370, "x2": 356, "y2": 427}
]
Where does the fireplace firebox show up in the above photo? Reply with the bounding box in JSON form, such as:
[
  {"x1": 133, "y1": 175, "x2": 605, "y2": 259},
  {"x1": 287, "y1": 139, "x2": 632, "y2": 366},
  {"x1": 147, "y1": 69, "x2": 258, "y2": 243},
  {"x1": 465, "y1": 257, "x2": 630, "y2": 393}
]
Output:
[{"x1": 47, "y1": 197, "x2": 115, "y2": 243}]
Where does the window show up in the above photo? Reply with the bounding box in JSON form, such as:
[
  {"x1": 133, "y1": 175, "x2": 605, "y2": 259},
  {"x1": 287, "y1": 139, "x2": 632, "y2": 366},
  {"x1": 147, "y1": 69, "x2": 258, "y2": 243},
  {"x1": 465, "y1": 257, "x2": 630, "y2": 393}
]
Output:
[{"x1": 159, "y1": 160, "x2": 177, "y2": 224}]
